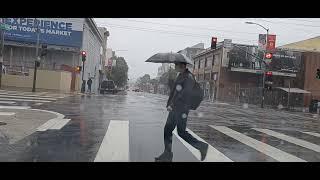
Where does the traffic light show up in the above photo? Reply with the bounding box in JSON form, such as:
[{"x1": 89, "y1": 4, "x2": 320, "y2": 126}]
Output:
[
  {"x1": 40, "y1": 44, "x2": 48, "y2": 57},
  {"x1": 265, "y1": 71, "x2": 273, "y2": 90},
  {"x1": 75, "y1": 66, "x2": 82, "y2": 72},
  {"x1": 317, "y1": 69, "x2": 320, "y2": 79},
  {"x1": 211, "y1": 37, "x2": 217, "y2": 49},
  {"x1": 81, "y1": 51, "x2": 86, "y2": 62},
  {"x1": 265, "y1": 52, "x2": 273, "y2": 59}
]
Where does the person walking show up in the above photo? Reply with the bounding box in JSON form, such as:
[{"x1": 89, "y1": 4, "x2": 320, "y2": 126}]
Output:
[
  {"x1": 155, "y1": 62, "x2": 208, "y2": 162},
  {"x1": 87, "y1": 78, "x2": 92, "y2": 94}
]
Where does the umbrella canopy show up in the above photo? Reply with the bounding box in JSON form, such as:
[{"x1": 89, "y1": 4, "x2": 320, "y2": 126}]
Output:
[{"x1": 145, "y1": 52, "x2": 193, "y2": 64}]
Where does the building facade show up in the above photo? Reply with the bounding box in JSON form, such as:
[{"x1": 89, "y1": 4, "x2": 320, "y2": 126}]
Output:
[
  {"x1": 1, "y1": 18, "x2": 108, "y2": 93},
  {"x1": 193, "y1": 39, "x2": 303, "y2": 109}
]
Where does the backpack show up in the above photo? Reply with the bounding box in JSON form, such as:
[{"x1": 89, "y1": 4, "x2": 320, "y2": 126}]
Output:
[{"x1": 187, "y1": 73, "x2": 204, "y2": 110}]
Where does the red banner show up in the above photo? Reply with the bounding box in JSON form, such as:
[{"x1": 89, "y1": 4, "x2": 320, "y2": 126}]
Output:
[{"x1": 266, "y1": 35, "x2": 276, "y2": 52}]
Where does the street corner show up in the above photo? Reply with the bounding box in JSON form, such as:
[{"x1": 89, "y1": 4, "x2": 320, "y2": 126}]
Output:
[{"x1": 0, "y1": 106, "x2": 71, "y2": 144}]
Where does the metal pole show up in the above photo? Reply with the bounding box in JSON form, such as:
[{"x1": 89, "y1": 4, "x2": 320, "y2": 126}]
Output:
[
  {"x1": 0, "y1": 18, "x2": 5, "y2": 89},
  {"x1": 81, "y1": 60, "x2": 85, "y2": 93},
  {"x1": 287, "y1": 79, "x2": 290, "y2": 109},
  {"x1": 261, "y1": 29, "x2": 269, "y2": 108},
  {"x1": 32, "y1": 18, "x2": 40, "y2": 92}
]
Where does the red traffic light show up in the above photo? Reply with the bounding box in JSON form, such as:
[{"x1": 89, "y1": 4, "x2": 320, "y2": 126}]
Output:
[
  {"x1": 265, "y1": 71, "x2": 272, "y2": 76},
  {"x1": 265, "y1": 53, "x2": 272, "y2": 59},
  {"x1": 81, "y1": 51, "x2": 86, "y2": 56}
]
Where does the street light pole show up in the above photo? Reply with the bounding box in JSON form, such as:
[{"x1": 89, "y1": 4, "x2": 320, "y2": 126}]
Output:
[
  {"x1": 32, "y1": 18, "x2": 40, "y2": 92},
  {"x1": 245, "y1": 21, "x2": 269, "y2": 108},
  {"x1": 0, "y1": 18, "x2": 5, "y2": 89}
]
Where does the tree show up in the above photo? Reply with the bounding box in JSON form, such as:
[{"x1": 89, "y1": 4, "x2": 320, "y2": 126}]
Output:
[
  {"x1": 136, "y1": 74, "x2": 151, "y2": 91},
  {"x1": 108, "y1": 56, "x2": 129, "y2": 88},
  {"x1": 159, "y1": 67, "x2": 177, "y2": 90}
]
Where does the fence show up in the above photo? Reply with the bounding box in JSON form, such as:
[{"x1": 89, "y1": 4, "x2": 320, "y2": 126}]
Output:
[{"x1": 218, "y1": 86, "x2": 309, "y2": 111}]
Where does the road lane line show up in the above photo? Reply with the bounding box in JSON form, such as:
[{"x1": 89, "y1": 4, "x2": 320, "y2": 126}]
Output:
[
  {"x1": 253, "y1": 128, "x2": 320, "y2": 153},
  {"x1": 0, "y1": 94, "x2": 56, "y2": 101},
  {"x1": 302, "y1": 131, "x2": 320, "y2": 138},
  {"x1": 173, "y1": 128, "x2": 233, "y2": 162},
  {"x1": 0, "y1": 112, "x2": 15, "y2": 116},
  {"x1": 0, "y1": 98, "x2": 51, "y2": 103},
  {"x1": 94, "y1": 120, "x2": 129, "y2": 162},
  {"x1": 210, "y1": 126, "x2": 306, "y2": 162},
  {"x1": 49, "y1": 119, "x2": 71, "y2": 130}
]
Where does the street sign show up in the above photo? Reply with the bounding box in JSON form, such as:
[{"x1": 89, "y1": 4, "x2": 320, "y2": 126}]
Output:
[{"x1": 266, "y1": 35, "x2": 276, "y2": 52}]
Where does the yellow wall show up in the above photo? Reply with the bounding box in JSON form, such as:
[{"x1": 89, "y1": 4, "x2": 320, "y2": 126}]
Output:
[{"x1": 2, "y1": 69, "x2": 73, "y2": 92}]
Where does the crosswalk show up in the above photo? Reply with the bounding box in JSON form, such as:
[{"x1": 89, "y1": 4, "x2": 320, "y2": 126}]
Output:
[
  {"x1": 95, "y1": 120, "x2": 320, "y2": 162},
  {"x1": 0, "y1": 89, "x2": 69, "y2": 106}
]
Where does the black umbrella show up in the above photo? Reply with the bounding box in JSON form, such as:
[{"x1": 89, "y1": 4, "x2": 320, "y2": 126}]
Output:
[{"x1": 145, "y1": 52, "x2": 193, "y2": 64}]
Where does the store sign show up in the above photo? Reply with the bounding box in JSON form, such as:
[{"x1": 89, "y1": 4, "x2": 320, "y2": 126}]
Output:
[{"x1": 2, "y1": 18, "x2": 83, "y2": 47}]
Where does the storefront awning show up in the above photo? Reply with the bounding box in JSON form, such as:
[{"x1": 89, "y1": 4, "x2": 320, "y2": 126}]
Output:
[{"x1": 277, "y1": 87, "x2": 311, "y2": 94}]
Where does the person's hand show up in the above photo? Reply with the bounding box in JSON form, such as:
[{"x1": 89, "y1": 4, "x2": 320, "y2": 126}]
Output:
[{"x1": 167, "y1": 106, "x2": 173, "y2": 112}]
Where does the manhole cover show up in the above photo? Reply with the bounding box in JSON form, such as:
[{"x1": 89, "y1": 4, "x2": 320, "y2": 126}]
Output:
[{"x1": 0, "y1": 122, "x2": 7, "y2": 126}]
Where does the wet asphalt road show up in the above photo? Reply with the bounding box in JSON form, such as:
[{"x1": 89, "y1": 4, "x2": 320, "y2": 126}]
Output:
[{"x1": 1, "y1": 90, "x2": 320, "y2": 162}]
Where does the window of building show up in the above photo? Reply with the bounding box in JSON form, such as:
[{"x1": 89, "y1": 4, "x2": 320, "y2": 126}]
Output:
[
  {"x1": 198, "y1": 59, "x2": 200, "y2": 69},
  {"x1": 205, "y1": 58, "x2": 207, "y2": 67}
]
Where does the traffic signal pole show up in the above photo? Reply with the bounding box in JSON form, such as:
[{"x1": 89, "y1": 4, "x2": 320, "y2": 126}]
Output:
[
  {"x1": 261, "y1": 29, "x2": 269, "y2": 108},
  {"x1": 32, "y1": 18, "x2": 40, "y2": 92},
  {"x1": 81, "y1": 60, "x2": 85, "y2": 93}
]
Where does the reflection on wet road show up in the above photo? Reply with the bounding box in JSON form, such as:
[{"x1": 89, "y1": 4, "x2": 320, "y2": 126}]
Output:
[{"x1": 1, "y1": 90, "x2": 320, "y2": 162}]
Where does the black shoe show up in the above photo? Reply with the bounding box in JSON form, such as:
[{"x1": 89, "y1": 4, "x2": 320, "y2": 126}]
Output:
[
  {"x1": 155, "y1": 151, "x2": 173, "y2": 162},
  {"x1": 200, "y1": 143, "x2": 209, "y2": 161}
]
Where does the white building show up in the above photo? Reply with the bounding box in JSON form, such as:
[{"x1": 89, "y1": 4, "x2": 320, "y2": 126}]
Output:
[{"x1": 1, "y1": 18, "x2": 108, "y2": 93}]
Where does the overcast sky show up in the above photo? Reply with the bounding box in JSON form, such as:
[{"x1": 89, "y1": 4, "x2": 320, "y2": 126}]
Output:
[{"x1": 94, "y1": 18, "x2": 320, "y2": 81}]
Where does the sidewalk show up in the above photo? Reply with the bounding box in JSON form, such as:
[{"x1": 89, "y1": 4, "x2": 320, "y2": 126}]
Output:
[{"x1": 0, "y1": 86, "x2": 79, "y2": 95}]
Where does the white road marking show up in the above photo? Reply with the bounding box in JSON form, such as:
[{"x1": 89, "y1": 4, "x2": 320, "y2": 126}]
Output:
[
  {"x1": 302, "y1": 131, "x2": 320, "y2": 138},
  {"x1": 0, "y1": 101, "x2": 16, "y2": 104},
  {"x1": 0, "y1": 94, "x2": 56, "y2": 101},
  {"x1": 49, "y1": 119, "x2": 71, "y2": 130},
  {"x1": 36, "y1": 118, "x2": 60, "y2": 131},
  {"x1": 94, "y1": 120, "x2": 129, "y2": 162},
  {"x1": 34, "y1": 103, "x2": 43, "y2": 106},
  {"x1": 253, "y1": 128, "x2": 320, "y2": 153},
  {"x1": 0, "y1": 112, "x2": 15, "y2": 116},
  {"x1": 0, "y1": 105, "x2": 30, "y2": 109},
  {"x1": 173, "y1": 128, "x2": 233, "y2": 162},
  {"x1": 210, "y1": 126, "x2": 306, "y2": 162},
  {"x1": 0, "y1": 98, "x2": 51, "y2": 103}
]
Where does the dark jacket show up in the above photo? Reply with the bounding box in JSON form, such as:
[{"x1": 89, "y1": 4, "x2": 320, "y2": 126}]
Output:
[{"x1": 166, "y1": 69, "x2": 195, "y2": 111}]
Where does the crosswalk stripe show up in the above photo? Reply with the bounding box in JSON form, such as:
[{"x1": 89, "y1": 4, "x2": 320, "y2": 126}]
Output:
[
  {"x1": 0, "y1": 98, "x2": 51, "y2": 103},
  {"x1": 210, "y1": 126, "x2": 306, "y2": 162},
  {"x1": 49, "y1": 119, "x2": 71, "y2": 130},
  {"x1": 253, "y1": 128, "x2": 320, "y2": 153},
  {"x1": 36, "y1": 118, "x2": 61, "y2": 131},
  {"x1": 302, "y1": 131, "x2": 320, "y2": 138},
  {"x1": 94, "y1": 120, "x2": 129, "y2": 162},
  {"x1": 173, "y1": 128, "x2": 233, "y2": 162},
  {"x1": 0, "y1": 94, "x2": 57, "y2": 101}
]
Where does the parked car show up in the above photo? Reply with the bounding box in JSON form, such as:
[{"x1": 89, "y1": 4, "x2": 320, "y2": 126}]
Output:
[{"x1": 99, "y1": 80, "x2": 116, "y2": 94}]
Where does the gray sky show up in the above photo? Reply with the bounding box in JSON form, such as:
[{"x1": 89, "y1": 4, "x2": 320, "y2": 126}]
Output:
[{"x1": 94, "y1": 18, "x2": 320, "y2": 81}]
